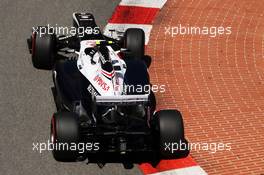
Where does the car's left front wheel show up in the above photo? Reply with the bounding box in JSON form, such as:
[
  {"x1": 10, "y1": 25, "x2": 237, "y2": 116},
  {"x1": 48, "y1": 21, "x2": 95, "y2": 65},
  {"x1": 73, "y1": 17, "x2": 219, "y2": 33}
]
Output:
[{"x1": 31, "y1": 26, "x2": 56, "y2": 70}]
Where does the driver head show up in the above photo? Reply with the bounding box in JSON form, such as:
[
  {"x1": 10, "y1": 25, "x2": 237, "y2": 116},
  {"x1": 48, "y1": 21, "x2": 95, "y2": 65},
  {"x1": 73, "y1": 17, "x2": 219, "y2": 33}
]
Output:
[{"x1": 98, "y1": 46, "x2": 113, "y2": 74}]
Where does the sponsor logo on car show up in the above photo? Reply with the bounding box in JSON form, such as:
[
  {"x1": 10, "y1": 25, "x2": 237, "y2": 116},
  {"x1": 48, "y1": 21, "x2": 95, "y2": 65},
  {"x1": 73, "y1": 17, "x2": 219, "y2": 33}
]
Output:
[
  {"x1": 87, "y1": 84, "x2": 99, "y2": 96},
  {"x1": 93, "y1": 75, "x2": 110, "y2": 91}
]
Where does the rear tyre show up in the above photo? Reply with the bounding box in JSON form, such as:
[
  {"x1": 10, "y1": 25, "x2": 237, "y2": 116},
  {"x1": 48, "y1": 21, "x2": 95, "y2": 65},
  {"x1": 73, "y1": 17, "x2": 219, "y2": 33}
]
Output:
[
  {"x1": 124, "y1": 28, "x2": 145, "y2": 60},
  {"x1": 154, "y1": 110, "x2": 189, "y2": 159},
  {"x1": 51, "y1": 111, "x2": 80, "y2": 162},
  {"x1": 32, "y1": 26, "x2": 56, "y2": 70}
]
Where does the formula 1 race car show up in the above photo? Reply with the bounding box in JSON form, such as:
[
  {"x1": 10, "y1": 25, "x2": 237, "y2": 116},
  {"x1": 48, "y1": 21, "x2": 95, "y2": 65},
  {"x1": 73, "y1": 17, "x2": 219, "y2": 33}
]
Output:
[{"x1": 27, "y1": 12, "x2": 189, "y2": 168}]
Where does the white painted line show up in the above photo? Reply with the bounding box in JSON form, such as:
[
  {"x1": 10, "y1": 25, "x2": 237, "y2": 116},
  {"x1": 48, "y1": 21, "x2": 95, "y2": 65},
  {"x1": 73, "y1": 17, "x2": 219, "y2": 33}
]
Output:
[
  {"x1": 104, "y1": 23, "x2": 153, "y2": 44},
  {"x1": 120, "y1": 0, "x2": 167, "y2": 8},
  {"x1": 149, "y1": 166, "x2": 207, "y2": 175}
]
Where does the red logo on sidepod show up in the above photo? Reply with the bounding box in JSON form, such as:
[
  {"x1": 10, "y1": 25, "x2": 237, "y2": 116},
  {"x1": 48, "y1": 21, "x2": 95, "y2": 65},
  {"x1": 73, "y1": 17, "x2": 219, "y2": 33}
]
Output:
[{"x1": 93, "y1": 75, "x2": 110, "y2": 91}]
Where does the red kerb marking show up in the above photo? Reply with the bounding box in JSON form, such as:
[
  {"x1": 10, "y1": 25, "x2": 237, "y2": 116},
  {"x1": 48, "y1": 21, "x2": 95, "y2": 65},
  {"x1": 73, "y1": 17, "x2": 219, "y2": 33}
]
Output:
[
  {"x1": 139, "y1": 156, "x2": 198, "y2": 174},
  {"x1": 109, "y1": 5, "x2": 159, "y2": 24}
]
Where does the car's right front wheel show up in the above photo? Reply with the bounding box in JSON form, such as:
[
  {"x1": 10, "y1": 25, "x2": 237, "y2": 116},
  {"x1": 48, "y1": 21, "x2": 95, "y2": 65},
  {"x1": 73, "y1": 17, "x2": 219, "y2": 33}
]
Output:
[{"x1": 124, "y1": 28, "x2": 145, "y2": 60}]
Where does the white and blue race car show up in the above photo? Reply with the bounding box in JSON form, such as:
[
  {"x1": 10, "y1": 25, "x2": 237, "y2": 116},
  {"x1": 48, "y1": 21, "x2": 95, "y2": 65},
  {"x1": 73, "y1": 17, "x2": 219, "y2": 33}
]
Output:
[{"x1": 27, "y1": 12, "x2": 189, "y2": 169}]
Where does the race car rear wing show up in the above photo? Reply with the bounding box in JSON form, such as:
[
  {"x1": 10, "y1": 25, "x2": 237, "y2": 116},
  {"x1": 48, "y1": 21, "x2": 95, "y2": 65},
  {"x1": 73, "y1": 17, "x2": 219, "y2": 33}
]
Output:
[{"x1": 95, "y1": 94, "x2": 149, "y2": 106}]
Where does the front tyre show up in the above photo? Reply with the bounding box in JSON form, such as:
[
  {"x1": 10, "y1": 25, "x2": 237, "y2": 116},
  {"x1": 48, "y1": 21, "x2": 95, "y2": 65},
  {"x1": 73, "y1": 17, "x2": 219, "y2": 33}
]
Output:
[
  {"x1": 31, "y1": 26, "x2": 56, "y2": 70},
  {"x1": 124, "y1": 28, "x2": 145, "y2": 60},
  {"x1": 51, "y1": 112, "x2": 80, "y2": 162}
]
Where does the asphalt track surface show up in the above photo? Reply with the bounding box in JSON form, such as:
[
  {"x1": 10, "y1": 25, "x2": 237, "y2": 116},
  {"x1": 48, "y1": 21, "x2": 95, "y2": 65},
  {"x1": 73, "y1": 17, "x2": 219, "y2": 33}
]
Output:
[{"x1": 0, "y1": 0, "x2": 141, "y2": 175}]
